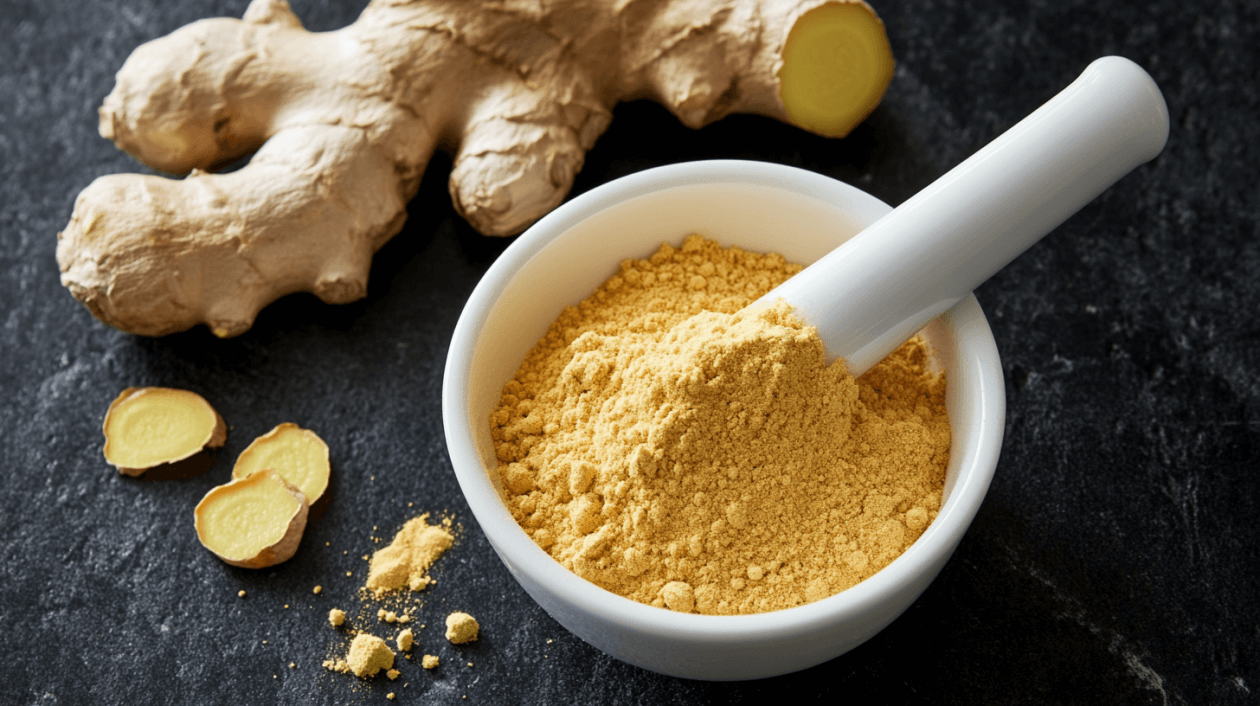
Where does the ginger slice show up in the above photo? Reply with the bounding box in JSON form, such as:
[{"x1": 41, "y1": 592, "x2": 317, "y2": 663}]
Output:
[
  {"x1": 777, "y1": 2, "x2": 895, "y2": 137},
  {"x1": 232, "y1": 423, "x2": 330, "y2": 503},
  {"x1": 103, "y1": 387, "x2": 226, "y2": 476},
  {"x1": 194, "y1": 469, "x2": 309, "y2": 569}
]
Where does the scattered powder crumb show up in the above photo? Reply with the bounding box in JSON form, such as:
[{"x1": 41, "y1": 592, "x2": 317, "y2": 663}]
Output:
[
  {"x1": 386, "y1": 669, "x2": 400, "y2": 680},
  {"x1": 387, "y1": 694, "x2": 395, "y2": 701},
  {"x1": 238, "y1": 591, "x2": 246, "y2": 598},
  {"x1": 313, "y1": 586, "x2": 322, "y2": 595},
  {"x1": 346, "y1": 571, "x2": 352, "y2": 577},
  {"x1": 321, "y1": 512, "x2": 461, "y2": 682},
  {"x1": 284, "y1": 604, "x2": 290, "y2": 609},
  {"x1": 445, "y1": 612, "x2": 479, "y2": 644},
  {"x1": 367, "y1": 514, "x2": 454, "y2": 594},
  {"x1": 467, "y1": 662, "x2": 473, "y2": 668},
  {"x1": 346, "y1": 634, "x2": 395, "y2": 678},
  {"x1": 288, "y1": 662, "x2": 295, "y2": 669}
]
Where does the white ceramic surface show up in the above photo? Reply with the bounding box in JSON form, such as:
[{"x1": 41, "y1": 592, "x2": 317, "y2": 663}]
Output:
[
  {"x1": 763, "y1": 56, "x2": 1169, "y2": 376},
  {"x1": 442, "y1": 160, "x2": 1006, "y2": 680}
]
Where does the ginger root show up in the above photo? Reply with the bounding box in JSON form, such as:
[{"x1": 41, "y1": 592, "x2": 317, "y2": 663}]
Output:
[
  {"x1": 232, "y1": 423, "x2": 330, "y2": 503},
  {"x1": 194, "y1": 469, "x2": 309, "y2": 569},
  {"x1": 57, "y1": 0, "x2": 893, "y2": 338},
  {"x1": 103, "y1": 387, "x2": 226, "y2": 476}
]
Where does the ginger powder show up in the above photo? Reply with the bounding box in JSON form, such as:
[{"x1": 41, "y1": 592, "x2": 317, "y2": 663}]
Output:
[{"x1": 491, "y1": 235, "x2": 948, "y2": 615}]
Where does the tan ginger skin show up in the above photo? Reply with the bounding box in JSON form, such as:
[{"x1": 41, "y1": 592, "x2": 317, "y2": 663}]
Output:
[{"x1": 57, "y1": 0, "x2": 893, "y2": 338}]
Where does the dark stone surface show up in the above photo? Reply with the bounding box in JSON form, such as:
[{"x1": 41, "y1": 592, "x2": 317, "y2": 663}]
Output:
[{"x1": 1, "y1": 0, "x2": 1256, "y2": 703}]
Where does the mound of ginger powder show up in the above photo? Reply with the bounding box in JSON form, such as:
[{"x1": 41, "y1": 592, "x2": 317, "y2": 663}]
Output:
[{"x1": 491, "y1": 235, "x2": 949, "y2": 615}]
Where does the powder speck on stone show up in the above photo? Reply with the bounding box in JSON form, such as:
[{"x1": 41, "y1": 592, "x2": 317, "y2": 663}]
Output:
[
  {"x1": 366, "y1": 514, "x2": 454, "y2": 595},
  {"x1": 328, "y1": 608, "x2": 346, "y2": 627},
  {"x1": 397, "y1": 628, "x2": 414, "y2": 652},
  {"x1": 346, "y1": 633, "x2": 395, "y2": 678},
  {"x1": 422, "y1": 654, "x2": 439, "y2": 669},
  {"x1": 445, "y1": 612, "x2": 479, "y2": 644}
]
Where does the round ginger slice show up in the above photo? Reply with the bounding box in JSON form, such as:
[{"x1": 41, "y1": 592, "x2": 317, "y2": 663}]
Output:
[
  {"x1": 103, "y1": 387, "x2": 227, "y2": 476},
  {"x1": 194, "y1": 469, "x2": 309, "y2": 569},
  {"x1": 233, "y1": 423, "x2": 330, "y2": 503}
]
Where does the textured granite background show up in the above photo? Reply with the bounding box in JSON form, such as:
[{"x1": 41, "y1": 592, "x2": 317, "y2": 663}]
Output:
[{"x1": 2, "y1": 0, "x2": 1256, "y2": 704}]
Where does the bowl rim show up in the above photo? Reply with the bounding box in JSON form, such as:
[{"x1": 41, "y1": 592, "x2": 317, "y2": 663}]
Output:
[{"x1": 443, "y1": 159, "x2": 1003, "y2": 643}]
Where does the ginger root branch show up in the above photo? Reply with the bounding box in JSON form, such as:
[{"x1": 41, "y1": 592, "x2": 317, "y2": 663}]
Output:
[{"x1": 58, "y1": 0, "x2": 893, "y2": 337}]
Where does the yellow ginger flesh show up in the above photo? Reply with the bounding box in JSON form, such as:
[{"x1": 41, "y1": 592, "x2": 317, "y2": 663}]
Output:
[
  {"x1": 233, "y1": 422, "x2": 330, "y2": 503},
  {"x1": 194, "y1": 469, "x2": 308, "y2": 568},
  {"x1": 779, "y1": 3, "x2": 895, "y2": 136},
  {"x1": 103, "y1": 387, "x2": 226, "y2": 474}
]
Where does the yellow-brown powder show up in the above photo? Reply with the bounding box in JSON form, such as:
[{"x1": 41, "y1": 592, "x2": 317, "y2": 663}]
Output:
[
  {"x1": 491, "y1": 235, "x2": 949, "y2": 614},
  {"x1": 365, "y1": 514, "x2": 454, "y2": 595},
  {"x1": 444, "y1": 612, "x2": 480, "y2": 644},
  {"x1": 346, "y1": 633, "x2": 394, "y2": 677}
]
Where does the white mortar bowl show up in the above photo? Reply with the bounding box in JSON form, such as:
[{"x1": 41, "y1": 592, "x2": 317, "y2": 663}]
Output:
[{"x1": 443, "y1": 160, "x2": 1005, "y2": 680}]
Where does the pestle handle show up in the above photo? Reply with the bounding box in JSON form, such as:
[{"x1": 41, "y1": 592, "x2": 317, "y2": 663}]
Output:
[{"x1": 757, "y1": 56, "x2": 1169, "y2": 377}]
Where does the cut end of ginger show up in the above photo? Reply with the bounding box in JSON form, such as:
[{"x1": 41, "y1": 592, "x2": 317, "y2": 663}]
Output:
[
  {"x1": 777, "y1": 1, "x2": 895, "y2": 138},
  {"x1": 232, "y1": 422, "x2": 330, "y2": 502},
  {"x1": 103, "y1": 387, "x2": 226, "y2": 475},
  {"x1": 366, "y1": 514, "x2": 454, "y2": 595},
  {"x1": 194, "y1": 469, "x2": 309, "y2": 569}
]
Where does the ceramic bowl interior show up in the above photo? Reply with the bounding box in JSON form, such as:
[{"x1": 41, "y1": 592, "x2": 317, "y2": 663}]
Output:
[{"x1": 443, "y1": 160, "x2": 1004, "y2": 680}]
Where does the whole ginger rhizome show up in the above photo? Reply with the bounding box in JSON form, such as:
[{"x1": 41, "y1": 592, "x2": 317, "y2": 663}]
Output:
[{"x1": 492, "y1": 236, "x2": 949, "y2": 615}]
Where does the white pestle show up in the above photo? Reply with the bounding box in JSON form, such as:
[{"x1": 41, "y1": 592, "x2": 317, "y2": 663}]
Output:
[{"x1": 755, "y1": 56, "x2": 1170, "y2": 377}]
